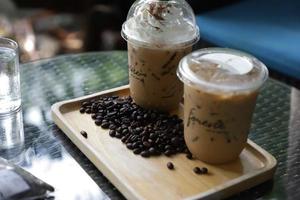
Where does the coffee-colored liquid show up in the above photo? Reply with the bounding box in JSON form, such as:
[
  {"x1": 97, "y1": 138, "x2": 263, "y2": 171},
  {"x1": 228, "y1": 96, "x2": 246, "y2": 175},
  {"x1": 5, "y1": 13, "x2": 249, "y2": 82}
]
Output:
[
  {"x1": 128, "y1": 43, "x2": 192, "y2": 111},
  {"x1": 184, "y1": 85, "x2": 258, "y2": 164}
]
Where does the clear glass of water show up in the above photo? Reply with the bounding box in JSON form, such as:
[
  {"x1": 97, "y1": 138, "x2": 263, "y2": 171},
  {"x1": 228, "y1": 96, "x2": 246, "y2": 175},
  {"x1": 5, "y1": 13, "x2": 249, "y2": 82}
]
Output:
[{"x1": 0, "y1": 37, "x2": 21, "y2": 114}]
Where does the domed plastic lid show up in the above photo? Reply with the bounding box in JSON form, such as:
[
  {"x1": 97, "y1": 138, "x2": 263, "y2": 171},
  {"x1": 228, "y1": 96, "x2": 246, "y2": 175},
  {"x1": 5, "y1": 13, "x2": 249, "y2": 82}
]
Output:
[
  {"x1": 177, "y1": 48, "x2": 269, "y2": 93},
  {"x1": 121, "y1": 0, "x2": 200, "y2": 49}
]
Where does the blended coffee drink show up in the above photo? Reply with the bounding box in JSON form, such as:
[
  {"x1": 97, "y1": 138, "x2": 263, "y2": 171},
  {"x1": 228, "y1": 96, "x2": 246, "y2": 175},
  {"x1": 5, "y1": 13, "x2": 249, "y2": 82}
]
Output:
[
  {"x1": 177, "y1": 48, "x2": 269, "y2": 164},
  {"x1": 121, "y1": 0, "x2": 199, "y2": 111}
]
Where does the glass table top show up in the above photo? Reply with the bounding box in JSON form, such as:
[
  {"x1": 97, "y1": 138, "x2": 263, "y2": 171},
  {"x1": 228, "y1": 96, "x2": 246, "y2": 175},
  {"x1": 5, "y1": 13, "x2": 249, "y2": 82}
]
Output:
[{"x1": 0, "y1": 51, "x2": 299, "y2": 199}]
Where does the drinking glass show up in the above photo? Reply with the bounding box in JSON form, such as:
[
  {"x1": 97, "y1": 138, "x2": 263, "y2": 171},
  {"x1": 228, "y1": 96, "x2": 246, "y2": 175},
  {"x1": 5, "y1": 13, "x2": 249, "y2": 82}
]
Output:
[
  {"x1": 0, "y1": 108, "x2": 24, "y2": 150},
  {"x1": 0, "y1": 37, "x2": 21, "y2": 114}
]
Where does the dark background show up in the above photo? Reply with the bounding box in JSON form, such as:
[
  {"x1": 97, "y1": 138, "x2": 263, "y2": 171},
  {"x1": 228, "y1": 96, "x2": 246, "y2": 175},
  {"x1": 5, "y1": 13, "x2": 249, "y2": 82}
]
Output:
[{"x1": 0, "y1": 0, "x2": 238, "y2": 62}]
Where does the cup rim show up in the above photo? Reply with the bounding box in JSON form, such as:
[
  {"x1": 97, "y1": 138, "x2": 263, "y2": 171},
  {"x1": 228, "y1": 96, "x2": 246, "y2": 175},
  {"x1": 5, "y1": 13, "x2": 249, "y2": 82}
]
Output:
[
  {"x1": 0, "y1": 37, "x2": 18, "y2": 51},
  {"x1": 177, "y1": 47, "x2": 269, "y2": 94}
]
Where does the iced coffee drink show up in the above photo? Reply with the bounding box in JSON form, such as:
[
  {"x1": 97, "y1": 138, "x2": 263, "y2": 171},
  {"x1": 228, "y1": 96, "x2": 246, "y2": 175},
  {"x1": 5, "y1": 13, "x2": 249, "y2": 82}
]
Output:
[
  {"x1": 121, "y1": 0, "x2": 199, "y2": 111},
  {"x1": 177, "y1": 48, "x2": 269, "y2": 164}
]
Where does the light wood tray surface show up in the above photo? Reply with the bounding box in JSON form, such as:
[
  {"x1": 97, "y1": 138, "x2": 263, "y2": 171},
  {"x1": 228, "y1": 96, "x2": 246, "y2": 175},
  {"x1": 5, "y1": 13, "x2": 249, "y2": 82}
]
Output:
[{"x1": 51, "y1": 85, "x2": 277, "y2": 200}]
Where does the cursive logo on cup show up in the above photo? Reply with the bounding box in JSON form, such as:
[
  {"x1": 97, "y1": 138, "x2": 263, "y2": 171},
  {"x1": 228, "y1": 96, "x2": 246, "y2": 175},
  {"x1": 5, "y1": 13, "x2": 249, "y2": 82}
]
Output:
[
  {"x1": 187, "y1": 108, "x2": 225, "y2": 130},
  {"x1": 129, "y1": 66, "x2": 147, "y2": 83}
]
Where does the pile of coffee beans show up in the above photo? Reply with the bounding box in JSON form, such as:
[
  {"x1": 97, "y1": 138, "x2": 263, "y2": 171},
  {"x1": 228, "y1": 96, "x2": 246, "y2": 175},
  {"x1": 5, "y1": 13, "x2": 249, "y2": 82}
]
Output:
[{"x1": 79, "y1": 95, "x2": 190, "y2": 158}]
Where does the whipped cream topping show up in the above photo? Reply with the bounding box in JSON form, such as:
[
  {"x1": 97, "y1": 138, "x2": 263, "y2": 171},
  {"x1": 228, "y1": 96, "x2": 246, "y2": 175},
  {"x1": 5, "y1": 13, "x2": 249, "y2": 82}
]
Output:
[{"x1": 122, "y1": 1, "x2": 199, "y2": 48}]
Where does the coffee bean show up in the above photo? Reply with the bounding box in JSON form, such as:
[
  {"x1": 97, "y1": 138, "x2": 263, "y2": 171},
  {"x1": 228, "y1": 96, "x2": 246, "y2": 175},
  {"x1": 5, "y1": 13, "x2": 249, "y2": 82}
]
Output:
[
  {"x1": 167, "y1": 162, "x2": 174, "y2": 170},
  {"x1": 155, "y1": 138, "x2": 160, "y2": 144},
  {"x1": 149, "y1": 133, "x2": 156, "y2": 139},
  {"x1": 121, "y1": 136, "x2": 127, "y2": 143},
  {"x1": 149, "y1": 147, "x2": 156, "y2": 155},
  {"x1": 120, "y1": 107, "x2": 127, "y2": 112},
  {"x1": 143, "y1": 141, "x2": 151, "y2": 148},
  {"x1": 141, "y1": 151, "x2": 150, "y2": 157},
  {"x1": 186, "y1": 153, "x2": 193, "y2": 160},
  {"x1": 115, "y1": 132, "x2": 122, "y2": 138},
  {"x1": 85, "y1": 109, "x2": 91, "y2": 114},
  {"x1": 164, "y1": 150, "x2": 172, "y2": 156},
  {"x1": 131, "y1": 111, "x2": 137, "y2": 119},
  {"x1": 80, "y1": 131, "x2": 88, "y2": 138},
  {"x1": 108, "y1": 111, "x2": 117, "y2": 117},
  {"x1": 102, "y1": 119, "x2": 108, "y2": 123},
  {"x1": 165, "y1": 145, "x2": 172, "y2": 150},
  {"x1": 116, "y1": 127, "x2": 122, "y2": 132},
  {"x1": 131, "y1": 135, "x2": 138, "y2": 142},
  {"x1": 133, "y1": 148, "x2": 141, "y2": 154},
  {"x1": 135, "y1": 127, "x2": 142, "y2": 132},
  {"x1": 101, "y1": 122, "x2": 109, "y2": 129},
  {"x1": 171, "y1": 137, "x2": 180, "y2": 145},
  {"x1": 132, "y1": 142, "x2": 139, "y2": 149},
  {"x1": 109, "y1": 124, "x2": 116, "y2": 130},
  {"x1": 109, "y1": 130, "x2": 116, "y2": 137},
  {"x1": 202, "y1": 167, "x2": 208, "y2": 174},
  {"x1": 95, "y1": 120, "x2": 102, "y2": 126},
  {"x1": 141, "y1": 136, "x2": 147, "y2": 142},
  {"x1": 79, "y1": 108, "x2": 85, "y2": 113},
  {"x1": 96, "y1": 115, "x2": 103, "y2": 120},
  {"x1": 122, "y1": 129, "x2": 129, "y2": 134},
  {"x1": 193, "y1": 167, "x2": 202, "y2": 175},
  {"x1": 126, "y1": 143, "x2": 133, "y2": 150}
]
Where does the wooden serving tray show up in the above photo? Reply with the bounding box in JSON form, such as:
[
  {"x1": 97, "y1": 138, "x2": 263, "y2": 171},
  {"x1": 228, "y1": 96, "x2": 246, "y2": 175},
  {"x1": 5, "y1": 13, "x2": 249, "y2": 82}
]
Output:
[{"x1": 51, "y1": 85, "x2": 277, "y2": 200}]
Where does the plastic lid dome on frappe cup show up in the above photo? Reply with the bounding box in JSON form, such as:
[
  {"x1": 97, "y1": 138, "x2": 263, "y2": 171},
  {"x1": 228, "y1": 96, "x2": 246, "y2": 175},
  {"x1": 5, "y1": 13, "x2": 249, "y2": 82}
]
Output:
[
  {"x1": 121, "y1": 0, "x2": 200, "y2": 49},
  {"x1": 177, "y1": 48, "x2": 269, "y2": 94}
]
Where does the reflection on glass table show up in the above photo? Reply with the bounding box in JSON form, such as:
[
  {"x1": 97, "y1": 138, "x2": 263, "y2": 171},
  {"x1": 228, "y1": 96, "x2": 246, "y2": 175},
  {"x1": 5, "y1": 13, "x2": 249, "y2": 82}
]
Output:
[
  {"x1": 1, "y1": 108, "x2": 108, "y2": 199},
  {"x1": 0, "y1": 108, "x2": 24, "y2": 159}
]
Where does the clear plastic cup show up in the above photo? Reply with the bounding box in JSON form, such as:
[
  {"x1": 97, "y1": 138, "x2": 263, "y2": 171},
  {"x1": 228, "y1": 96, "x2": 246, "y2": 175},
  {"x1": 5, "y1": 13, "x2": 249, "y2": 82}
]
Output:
[
  {"x1": 177, "y1": 48, "x2": 269, "y2": 164},
  {"x1": 121, "y1": 0, "x2": 199, "y2": 111}
]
